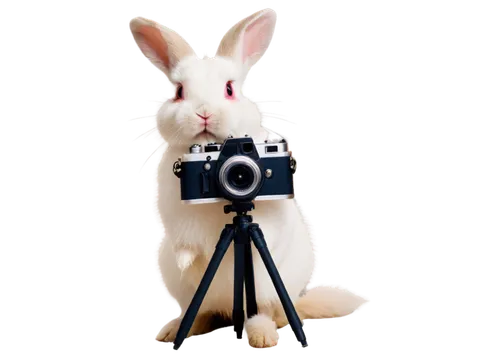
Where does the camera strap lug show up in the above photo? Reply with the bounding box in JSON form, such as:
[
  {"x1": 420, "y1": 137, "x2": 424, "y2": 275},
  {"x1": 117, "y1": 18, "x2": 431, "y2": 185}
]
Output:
[
  {"x1": 173, "y1": 158, "x2": 182, "y2": 178},
  {"x1": 290, "y1": 155, "x2": 297, "y2": 174}
]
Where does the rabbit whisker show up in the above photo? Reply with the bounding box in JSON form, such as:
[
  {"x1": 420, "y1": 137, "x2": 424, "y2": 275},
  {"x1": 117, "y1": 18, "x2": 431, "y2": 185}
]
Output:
[
  {"x1": 165, "y1": 125, "x2": 184, "y2": 145},
  {"x1": 252, "y1": 97, "x2": 285, "y2": 104},
  {"x1": 138, "y1": 144, "x2": 160, "y2": 173},
  {"x1": 134, "y1": 126, "x2": 158, "y2": 141},
  {"x1": 138, "y1": 127, "x2": 182, "y2": 173},
  {"x1": 148, "y1": 99, "x2": 168, "y2": 104}
]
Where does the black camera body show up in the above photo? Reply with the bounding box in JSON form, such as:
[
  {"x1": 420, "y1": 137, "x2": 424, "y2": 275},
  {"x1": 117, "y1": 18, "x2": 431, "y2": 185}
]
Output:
[{"x1": 173, "y1": 137, "x2": 296, "y2": 204}]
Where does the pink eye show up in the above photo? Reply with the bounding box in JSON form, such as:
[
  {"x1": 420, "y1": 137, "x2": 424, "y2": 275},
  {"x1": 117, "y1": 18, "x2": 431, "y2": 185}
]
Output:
[
  {"x1": 225, "y1": 81, "x2": 235, "y2": 99},
  {"x1": 175, "y1": 85, "x2": 184, "y2": 101}
]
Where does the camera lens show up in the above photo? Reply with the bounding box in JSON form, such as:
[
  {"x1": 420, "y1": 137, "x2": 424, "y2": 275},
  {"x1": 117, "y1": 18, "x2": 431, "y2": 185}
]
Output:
[
  {"x1": 228, "y1": 165, "x2": 255, "y2": 190},
  {"x1": 218, "y1": 156, "x2": 263, "y2": 200}
]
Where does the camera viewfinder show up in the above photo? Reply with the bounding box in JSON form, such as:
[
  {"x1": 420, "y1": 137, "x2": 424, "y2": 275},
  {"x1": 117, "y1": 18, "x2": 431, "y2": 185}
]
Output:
[{"x1": 242, "y1": 142, "x2": 254, "y2": 154}]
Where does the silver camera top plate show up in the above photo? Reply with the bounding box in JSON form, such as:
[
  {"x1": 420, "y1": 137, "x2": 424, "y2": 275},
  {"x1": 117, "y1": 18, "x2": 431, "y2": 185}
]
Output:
[{"x1": 183, "y1": 141, "x2": 290, "y2": 162}]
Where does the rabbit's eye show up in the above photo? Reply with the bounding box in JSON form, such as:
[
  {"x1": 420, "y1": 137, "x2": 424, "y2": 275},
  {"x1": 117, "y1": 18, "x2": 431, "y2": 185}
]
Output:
[
  {"x1": 177, "y1": 86, "x2": 184, "y2": 99},
  {"x1": 225, "y1": 81, "x2": 234, "y2": 99}
]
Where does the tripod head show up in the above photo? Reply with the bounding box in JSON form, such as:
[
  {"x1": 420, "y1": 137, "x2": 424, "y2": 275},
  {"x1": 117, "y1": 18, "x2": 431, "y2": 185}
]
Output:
[{"x1": 224, "y1": 201, "x2": 255, "y2": 215}]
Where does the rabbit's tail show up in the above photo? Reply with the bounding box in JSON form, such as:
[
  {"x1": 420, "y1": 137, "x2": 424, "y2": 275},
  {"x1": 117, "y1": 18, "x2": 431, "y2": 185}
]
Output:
[{"x1": 294, "y1": 286, "x2": 366, "y2": 320}]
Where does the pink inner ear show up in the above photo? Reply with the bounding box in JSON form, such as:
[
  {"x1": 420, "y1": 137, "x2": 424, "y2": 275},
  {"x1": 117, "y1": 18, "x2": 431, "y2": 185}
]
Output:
[
  {"x1": 242, "y1": 15, "x2": 273, "y2": 62},
  {"x1": 136, "y1": 25, "x2": 170, "y2": 70}
]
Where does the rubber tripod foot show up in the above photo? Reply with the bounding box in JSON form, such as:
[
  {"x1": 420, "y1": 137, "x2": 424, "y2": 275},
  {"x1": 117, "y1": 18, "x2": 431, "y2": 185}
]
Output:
[
  {"x1": 301, "y1": 340, "x2": 308, "y2": 348},
  {"x1": 173, "y1": 344, "x2": 180, "y2": 350}
]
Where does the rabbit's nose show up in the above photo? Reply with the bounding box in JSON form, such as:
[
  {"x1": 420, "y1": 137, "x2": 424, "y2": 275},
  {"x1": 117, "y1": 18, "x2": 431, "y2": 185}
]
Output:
[
  {"x1": 196, "y1": 112, "x2": 212, "y2": 121},
  {"x1": 196, "y1": 104, "x2": 212, "y2": 119}
]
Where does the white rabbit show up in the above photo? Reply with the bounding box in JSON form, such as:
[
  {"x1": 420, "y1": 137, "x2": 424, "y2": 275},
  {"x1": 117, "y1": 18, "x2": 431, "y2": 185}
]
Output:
[{"x1": 130, "y1": 8, "x2": 365, "y2": 348}]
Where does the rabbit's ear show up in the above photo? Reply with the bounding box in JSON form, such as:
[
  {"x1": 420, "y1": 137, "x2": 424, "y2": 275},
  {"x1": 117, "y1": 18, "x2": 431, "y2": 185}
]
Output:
[
  {"x1": 130, "y1": 17, "x2": 195, "y2": 81},
  {"x1": 216, "y1": 9, "x2": 276, "y2": 70}
]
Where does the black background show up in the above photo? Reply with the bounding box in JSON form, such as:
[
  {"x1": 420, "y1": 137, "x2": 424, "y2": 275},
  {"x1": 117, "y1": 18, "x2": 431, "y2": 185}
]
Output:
[{"x1": 87, "y1": 0, "x2": 407, "y2": 356}]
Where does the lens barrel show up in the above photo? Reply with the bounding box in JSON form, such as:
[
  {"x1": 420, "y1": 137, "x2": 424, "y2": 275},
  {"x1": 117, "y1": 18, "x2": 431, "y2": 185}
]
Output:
[{"x1": 218, "y1": 156, "x2": 262, "y2": 200}]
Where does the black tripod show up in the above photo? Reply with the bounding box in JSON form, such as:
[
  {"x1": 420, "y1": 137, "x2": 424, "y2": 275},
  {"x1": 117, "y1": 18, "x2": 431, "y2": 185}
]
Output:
[{"x1": 173, "y1": 201, "x2": 307, "y2": 349}]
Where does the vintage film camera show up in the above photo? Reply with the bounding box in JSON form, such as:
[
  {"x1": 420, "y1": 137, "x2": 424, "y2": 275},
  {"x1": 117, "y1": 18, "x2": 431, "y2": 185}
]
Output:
[{"x1": 173, "y1": 136, "x2": 297, "y2": 204}]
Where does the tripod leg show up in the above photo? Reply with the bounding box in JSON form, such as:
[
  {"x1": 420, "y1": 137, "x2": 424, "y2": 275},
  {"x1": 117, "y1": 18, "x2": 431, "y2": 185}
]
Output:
[
  {"x1": 249, "y1": 225, "x2": 308, "y2": 348},
  {"x1": 233, "y1": 239, "x2": 245, "y2": 339},
  {"x1": 173, "y1": 227, "x2": 235, "y2": 350},
  {"x1": 244, "y1": 243, "x2": 258, "y2": 318}
]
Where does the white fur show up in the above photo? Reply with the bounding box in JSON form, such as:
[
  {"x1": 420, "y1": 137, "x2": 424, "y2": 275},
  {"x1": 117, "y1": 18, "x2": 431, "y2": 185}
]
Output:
[
  {"x1": 130, "y1": 9, "x2": 364, "y2": 348},
  {"x1": 246, "y1": 314, "x2": 279, "y2": 348}
]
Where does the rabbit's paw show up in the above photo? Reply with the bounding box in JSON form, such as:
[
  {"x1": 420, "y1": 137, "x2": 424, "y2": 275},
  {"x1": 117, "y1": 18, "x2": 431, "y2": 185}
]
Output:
[
  {"x1": 176, "y1": 249, "x2": 196, "y2": 272},
  {"x1": 156, "y1": 312, "x2": 230, "y2": 342},
  {"x1": 244, "y1": 314, "x2": 281, "y2": 350},
  {"x1": 156, "y1": 318, "x2": 181, "y2": 342}
]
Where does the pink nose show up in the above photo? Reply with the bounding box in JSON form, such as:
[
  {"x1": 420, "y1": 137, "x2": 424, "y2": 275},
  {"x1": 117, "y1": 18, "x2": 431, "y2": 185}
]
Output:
[{"x1": 196, "y1": 113, "x2": 212, "y2": 121}]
